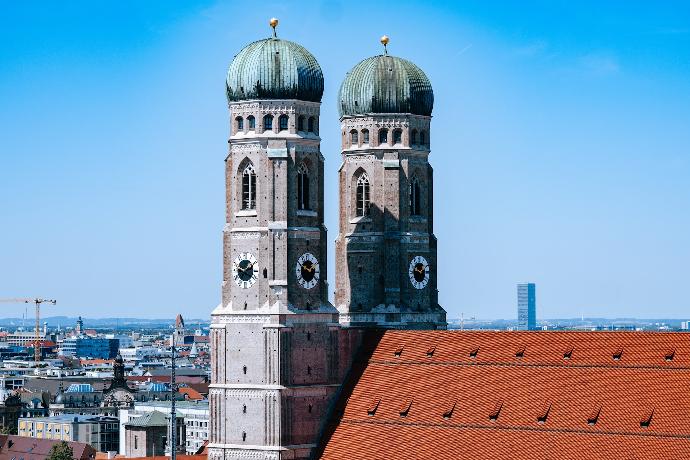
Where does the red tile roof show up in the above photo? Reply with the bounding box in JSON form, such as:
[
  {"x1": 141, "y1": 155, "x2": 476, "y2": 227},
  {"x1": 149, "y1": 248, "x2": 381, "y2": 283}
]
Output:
[
  {"x1": 318, "y1": 330, "x2": 690, "y2": 459},
  {"x1": 0, "y1": 435, "x2": 96, "y2": 460}
]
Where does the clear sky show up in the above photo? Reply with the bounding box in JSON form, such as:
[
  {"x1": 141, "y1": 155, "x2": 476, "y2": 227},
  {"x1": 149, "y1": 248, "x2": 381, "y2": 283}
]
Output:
[{"x1": 1, "y1": 1, "x2": 689, "y2": 320}]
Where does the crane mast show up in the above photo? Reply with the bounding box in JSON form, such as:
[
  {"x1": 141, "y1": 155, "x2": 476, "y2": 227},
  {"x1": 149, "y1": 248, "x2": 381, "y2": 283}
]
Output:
[{"x1": 0, "y1": 298, "x2": 56, "y2": 362}]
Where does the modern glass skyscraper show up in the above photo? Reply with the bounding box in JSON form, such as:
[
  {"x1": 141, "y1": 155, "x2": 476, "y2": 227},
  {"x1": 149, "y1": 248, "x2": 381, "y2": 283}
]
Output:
[{"x1": 517, "y1": 283, "x2": 536, "y2": 330}]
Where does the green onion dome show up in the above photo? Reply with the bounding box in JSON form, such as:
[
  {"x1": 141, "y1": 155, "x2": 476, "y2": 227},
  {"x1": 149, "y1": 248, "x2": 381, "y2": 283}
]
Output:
[
  {"x1": 226, "y1": 38, "x2": 324, "y2": 103},
  {"x1": 338, "y1": 54, "x2": 434, "y2": 117}
]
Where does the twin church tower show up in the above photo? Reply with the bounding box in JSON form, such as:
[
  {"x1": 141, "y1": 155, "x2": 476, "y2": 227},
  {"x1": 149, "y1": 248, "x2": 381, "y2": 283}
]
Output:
[{"x1": 210, "y1": 19, "x2": 446, "y2": 460}]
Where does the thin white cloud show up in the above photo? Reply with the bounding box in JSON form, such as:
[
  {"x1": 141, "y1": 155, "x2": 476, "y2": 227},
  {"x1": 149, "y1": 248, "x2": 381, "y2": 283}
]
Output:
[
  {"x1": 579, "y1": 53, "x2": 621, "y2": 76},
  {"x1": 456, "y1": 44, "x2": 473, "y2": 56}
]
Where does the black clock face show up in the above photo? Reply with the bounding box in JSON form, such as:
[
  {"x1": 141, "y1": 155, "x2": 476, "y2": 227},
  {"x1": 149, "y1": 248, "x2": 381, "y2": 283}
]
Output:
[
  {"x1": 295, "y1": 253, "x2": 320, "y2": 289},
  {"x1": 237, "y1": 259, "x2": 254, "y2": 282},
  {"x1": 300, "y1": 261, "x2": 316, "y2": 282},
  {"x1": 412, "y1": 263, "x2": 426, "y2": 283},
  {"x1": 233, "y1": 252, "x2": 258, "y2": 289},
  {"x1": 408, "y1": 255, "x2": 430, "y2": 290}
]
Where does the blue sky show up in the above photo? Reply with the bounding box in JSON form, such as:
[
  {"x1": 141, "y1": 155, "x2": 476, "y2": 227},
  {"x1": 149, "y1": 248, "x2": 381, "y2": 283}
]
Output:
[{"x1": 1, "y1": 1, "x2": 689, "y2": 320}]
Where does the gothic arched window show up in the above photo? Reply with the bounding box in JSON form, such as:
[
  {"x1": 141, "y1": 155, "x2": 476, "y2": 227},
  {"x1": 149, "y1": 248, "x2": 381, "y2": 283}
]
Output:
[
  {"x1": 241, "y1": 164, "x2": 257, "y2": 210},
  {"x1": 278, "y1": 114, "x2": 289, "y2": 131},
  {"x1": 350, "y1": 129, "x2": 358, "y2": 147},
  {"x1": 393, "y1": 129, "x2": 402, "y2": 145},
  {"x1": 411, "y1": 129, "x2": 418, "y2": 145},
  {"x1": 378, "y1": 129, "x2": 388, "y2": 146},
  {"x1": 420, "y1": 130, "x2": 426, "y2": 146},
  {"x1": 308, "y1": 117, "x2": 316, "y2": 133},
  {"x1": 362, "y1": 129, "x2": 369, "y2": 144},
  {"x1": 236, "y1": 116, "x2": 243, "y2": 132},
  {"x1": 263, "y1": 114, "x2": 273, "y2": 131},
  {"x1": 247, "y1": 115, "x2": 255, "y2": 130},
  {"x1": 409, "y1": 176, "x2": 421, "y2": 216},
  {"x1": 356, "y1": 173, "x2": 370, "y2": 217},
  {"x1": 297, "y1": 163, "x2": 310, "y2": 210},
  {"x1": 297, "y1": 116, "x2": 305, "y2": 132}
]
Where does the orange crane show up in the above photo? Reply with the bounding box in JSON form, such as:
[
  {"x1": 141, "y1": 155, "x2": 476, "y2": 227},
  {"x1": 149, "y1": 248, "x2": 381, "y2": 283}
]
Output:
[{"x1": 0, "y1": 298, "x2": 56, "y2": 362}]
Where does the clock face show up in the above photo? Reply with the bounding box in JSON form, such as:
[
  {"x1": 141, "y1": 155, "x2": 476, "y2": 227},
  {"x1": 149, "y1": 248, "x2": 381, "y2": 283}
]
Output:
[
  {"x1": 408, "y1": 255, "x2": 430, "y2": 289},
  {"x1": 296, "y1": 252, "x2": 320, "y2": 289},
  {"x1": 233, "y1": 252, "x2": 258, "y2": 289}
]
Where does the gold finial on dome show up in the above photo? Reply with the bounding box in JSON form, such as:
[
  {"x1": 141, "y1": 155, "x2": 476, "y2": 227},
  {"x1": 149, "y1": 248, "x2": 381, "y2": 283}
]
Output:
[
  {"x1": 270, "y1": 18, "x2": 279, "y2": 38},
  {"x1": 380, "y1": 35, "x2": 390, "y2": 55}
]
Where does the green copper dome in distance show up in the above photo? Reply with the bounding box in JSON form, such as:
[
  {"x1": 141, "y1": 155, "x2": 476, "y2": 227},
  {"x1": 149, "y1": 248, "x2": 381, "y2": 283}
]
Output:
[
  {"x1": 338, "y1": 55, "x2": 434, "y2": 117},
  {"x1": 226, "y1": 38, "x2": 324, "y2": 103}
]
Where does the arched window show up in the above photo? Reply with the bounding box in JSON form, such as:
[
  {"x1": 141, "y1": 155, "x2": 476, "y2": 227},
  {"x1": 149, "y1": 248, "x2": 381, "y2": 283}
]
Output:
[
  {"x1": 297, "y1": 163, "x2": 310, "y2": 210},
  {"x1": 411, "y1": 130, "x2": 418, "y2": 145},
  {"x1": 393, "y1": 129, "x2": 402, "y2": 145},
  {"x1": 378, "y1": 129, "x2": 388, "y2": 145},
  {"x1": 420, "y1": 130, "x2": 426, "y2": 146},
  {"x1": 409, "y1": 177, "x2": 421, "y2": 216},
  {"x1": 247, "y1": 115, "x2": 255, "y2": 130},
  {"x1": 307, "y1": 117, "x2": 315, "y2": 133},
  {"x1": 350, "y1": 129, "x2": 358, "y2": 147},
  {"x1": 297, "y1": 116, "x2": 305, "y2": 132},
  {"x1": 263, "y1": 114, "x2": 273, "y2": 131},
  {"x1": 356, "y1": 173, "x2": 370, "y2": 217},
  {"x1": 241, "y1": 164, "x2": 257, "y2": 210},
  {"x1": 236, "y1": 116, "x2": 243, "y2": 132},
  {"x1": 362, "y1": 129, "x2": 369, "y2": 144},
  {"x1": 278, "y1": 114, "x2": 289, "y2": 131}
]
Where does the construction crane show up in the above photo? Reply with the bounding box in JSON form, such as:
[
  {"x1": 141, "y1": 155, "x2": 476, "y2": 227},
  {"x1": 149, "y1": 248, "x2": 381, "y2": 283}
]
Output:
[{"x1": 0, "y1": 298, "x2": 56, "y2": 362}]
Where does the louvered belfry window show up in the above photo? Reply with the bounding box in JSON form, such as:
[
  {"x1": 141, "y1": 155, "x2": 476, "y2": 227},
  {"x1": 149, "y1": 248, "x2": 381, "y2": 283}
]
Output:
[
  {"x1": 242, "y1": 164, "x2": 257, "y2": 210},
  {"x1": 297, "y1": 163, "x2": 310, "y2": 210},
  {"x1": 409, "y1": 177, "x2": 421, "y2": 216},
  {"x1": 356, "y1": 173, "x2": 370, "y2": 217}
]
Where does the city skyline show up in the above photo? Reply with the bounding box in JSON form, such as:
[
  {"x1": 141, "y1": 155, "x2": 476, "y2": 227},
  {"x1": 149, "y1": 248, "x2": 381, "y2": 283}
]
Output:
[{"x1": 2, "y1": 1, "x2": 690, "y2": 319}]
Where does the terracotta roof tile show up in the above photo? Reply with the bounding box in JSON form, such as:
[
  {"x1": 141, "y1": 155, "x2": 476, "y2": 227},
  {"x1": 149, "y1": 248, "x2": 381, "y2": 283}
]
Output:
[{"x1": 318, "y1": 330, "x2": 690, "y2": 459}]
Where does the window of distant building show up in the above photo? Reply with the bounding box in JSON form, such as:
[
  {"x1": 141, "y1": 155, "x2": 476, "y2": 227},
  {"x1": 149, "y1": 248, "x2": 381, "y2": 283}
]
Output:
[
  {"x1": 362, "y1": 129, "x2": 369, "y2": 144},
  {"x1": 247, "y1": 115, "x2": 255, "y2": 130}
]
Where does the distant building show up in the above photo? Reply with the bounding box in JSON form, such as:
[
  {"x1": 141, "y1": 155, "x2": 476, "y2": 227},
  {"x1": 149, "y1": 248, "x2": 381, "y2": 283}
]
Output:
[
  {"x1": 4, "y1": 331, "x2": 49, "y2": 347},
  {"x1": 0, "y1": 388, "x2": 22, "y2": 434},
  {"x1": 517, "y1": 282, "x2": 537, "y2": 330},
  {"x1": 681, "y1": 321, "x2": 689, "y2": 330},
  {"x1": 60, "y1": 337, "x2": 118, "y2": 359},
  {"x1": 18, "y1": 414, "x2": 119, "y2": 452},
  {"x1": 171, "y1": 314, "x2": 185, "y2": 347},
  {"x1": 123, "y1": 410, "x2": 185, "y2": 457},
  {"x1": 120, "y1": 400, "x2": 208, "y2": 455}
]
